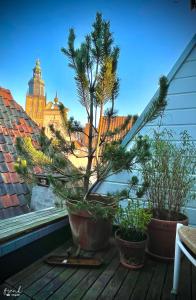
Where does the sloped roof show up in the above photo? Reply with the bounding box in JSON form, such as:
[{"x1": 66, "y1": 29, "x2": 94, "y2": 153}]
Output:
[
  {"x1": 99, "y1": 116, "x2": 133, "y2": 142},
  {"x1": 0, "y1": 87, "x2": 40, "y2": 219}
]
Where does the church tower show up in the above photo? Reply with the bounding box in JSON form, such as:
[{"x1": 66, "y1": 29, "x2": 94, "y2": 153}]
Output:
[{"x1": 26, "y1": 59, "x2": 46, "y2": 126}]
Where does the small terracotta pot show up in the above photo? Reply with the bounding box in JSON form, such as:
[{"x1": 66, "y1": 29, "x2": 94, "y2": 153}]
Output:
[
  {"x1": 146, "y1": 213, "x2": 188, "y2": 260},
  {"x1": 115, "y1": 230, "x2": 147, "y2": 269}
]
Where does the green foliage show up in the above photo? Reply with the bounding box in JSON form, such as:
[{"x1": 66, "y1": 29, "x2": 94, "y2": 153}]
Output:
[
  {"x1": 103, "y1": 135, "x2": 151, "y2": 173},
  {"x1": 67, "y1": 198, "x2": 117, "y2": 220},
  {"x1": 116, "y1": 201, "x2": 152, "y2": 242},
  {"x1": 15, "y1": 13, "x2": 169, "y2": 219},
  {"x1": 142, "y1": 130, "x2": 196, "y2": 220},
  {"x1": 133, "y1": 76, "x2": 169, "y2": 137}
]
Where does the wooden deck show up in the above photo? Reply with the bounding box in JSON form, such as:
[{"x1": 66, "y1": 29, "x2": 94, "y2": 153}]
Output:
[{"x1": 0, "y1": 240, "x2": 195, "y2": 300}]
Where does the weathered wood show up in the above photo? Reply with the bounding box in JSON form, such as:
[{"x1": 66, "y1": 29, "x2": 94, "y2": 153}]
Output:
[
  {"x1": 2, "y1": 239, "x2": 195, "y2": 300},
  {"x1": 192, "y1": 263, "x2": 196, "y2": 300},
  {"x1": 48, "y1": 268, "x2": 91, "y2": 299},
  {"x1": 99, "y1": 264, "x2": 129, "y2": 299},
  {"x1": 130, "y1": 259, "x2": 157, "y2": 300},
  {"x1": 24, "y1": 265, "x2": 65, "y2": 297},
  {"x1": 0, "y1": 208, "x2": 64, "y2": 228},
  {"x1": 6, "y1": 243, "x2": 69, "y2": 286},
  {"x1": 146, "y1": 262, "x2": 167, "y2": 300},
  {"x1": 82, "y1": 257, "x2": 120, "y2": 300},
  {"x1": 178, "y1": 259, "x2": 191, "y2": 300},
  {"x1": 161, "y1": 263, "x2": 175, "y2": 300},
  {"x1": 34, "y1": 267, "x2": 77, "y2": 300},
  {"x1": 17, "y1": 294, "x2": 31, "y2": 300},
  {"x1": 114, "y1": 269, "x2": 141, "y2": 300},
  {"x1": 0, "y1": 209, "x2": 67, "y2": 243},
  {"x1": 65, "y1": 246, "x2": 117, "y2": 300}
]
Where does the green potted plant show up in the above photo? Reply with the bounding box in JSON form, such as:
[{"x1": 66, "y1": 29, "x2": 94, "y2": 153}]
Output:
[
  {"x1": 114, "y1": 183, "x2": 152, "y2": 269},
  {"x1": 15, "y1": 13, "x2": 169, "y2": 252},
  {"x1": 142, "y1": 130, "x2": 196, "y2": 260}
]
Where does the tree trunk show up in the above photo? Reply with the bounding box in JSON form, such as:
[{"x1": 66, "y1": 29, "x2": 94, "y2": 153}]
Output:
[
  {"x1": 84, "y1": 92, "x2": 94, "y2": 195},
  {"x1": 95, "y1": 103, "x2": 103, "y2": 163}
]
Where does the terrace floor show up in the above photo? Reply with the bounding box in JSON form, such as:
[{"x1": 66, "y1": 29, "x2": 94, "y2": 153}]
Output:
[{"x1": 0, "y1": 239, "x2": 195, "y2": 300}]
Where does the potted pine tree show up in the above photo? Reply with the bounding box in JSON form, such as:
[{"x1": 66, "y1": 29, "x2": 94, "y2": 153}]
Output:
[
  {"x1": 142, "y1": 130, "x2": 196, "y2": 260},
  {"x1": 15, "y1": 13, "x2": 169, "y2": 252}
]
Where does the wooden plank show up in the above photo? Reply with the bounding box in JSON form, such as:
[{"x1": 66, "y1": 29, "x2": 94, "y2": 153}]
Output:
[
  {"x1": 114, "y1": 269, "x2": 141, "y2": 300},
  {"x1": 130, "y1": 259, "x2": 157, "y2": 300},
  {"x1": 0, "y1": 208, "x2": 62, "y2": 227},
  {"x1": 149, "y1": 108, "x2": 196, "y2": 127},
  {"x1": 6, "y1": 243, "x2": 69, "y2": 286},
  {"x1": 174, "y1": 60, "x2": 196, "y2": 78},
  {"x1": 82, "y1": 257, "x2": 120, "y2": 300},
  {"x1": 0, "y1": 211, "x2": 67, "y2": 242},
  {"x1": 146, "y1": 262, "x2": 167, "y2": 300},
  {"x1": 0, "y1": 212, "x2": 66, "y2": 237},
  {"x1": 166, "y1": 93, "x2": 196, "y2": 110},
  {"x1": 138, "y1": 124, "x2": 196, "y2": 141},
  {"x1": 0, "y1": 209, "x2": 67, "y2": 231},
  {"x1": 192, "y1": 263, "x2": 196, "y2": 300},
  {"x1": 0, "y1": 210, "x2": 61, "y2": 230},
  {"x1": 65, "y1": 246, "x2": 117, "y2": 300},
  {"x1": 33, "y1": 267, "x2": 77, "y2": 300},
  {"x1": 99, "y1": 264, "x2": 129, "y2": 299},
  {"x1": 168, "y1": 77, "x2": 196, "y2": 94},
  {"x1": 161, "y1": 263, "x2": 175, "y2": 300},
  {"x1": 17, "y1": 294, "x2": 31, "y2": 300},
  {"x1": 47, "y1": 268, "x2": 91, "y2": 299},
  {"x1": 178, "y1": 259, "x2": 191, "y2": 300},
  {"x1": 24, "y1": 265, "x2": 66, "y2": 297}
]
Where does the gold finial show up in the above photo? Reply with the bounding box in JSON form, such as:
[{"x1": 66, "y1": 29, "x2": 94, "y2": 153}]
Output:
[
  {"x1": 36, "y1": 58, "x2": 40, "y2": 66},
  {"x1": 54, "y1": 91, "x2": 58, "y2": 104}
]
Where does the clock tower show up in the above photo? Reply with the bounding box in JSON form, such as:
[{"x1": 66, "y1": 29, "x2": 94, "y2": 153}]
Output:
[{"x1": 26, "y1": 59, "x2": 46, "y2": 126}]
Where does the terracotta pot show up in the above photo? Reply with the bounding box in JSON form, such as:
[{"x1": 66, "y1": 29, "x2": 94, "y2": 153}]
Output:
[
  {"x1": 67, "y1": 195, "x2": 115, "y2": 251},
  {"x1": 146, "y1": 213, "x2": 188, "y2": 260},
  {"x1": 115, "y1": 230, "x2": 147, "y2": 269}
]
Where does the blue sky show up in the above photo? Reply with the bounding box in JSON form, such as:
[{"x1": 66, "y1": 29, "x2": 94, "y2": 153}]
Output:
[{"x1": 0, "y1": 0, "x2": 195, "y2": 124}]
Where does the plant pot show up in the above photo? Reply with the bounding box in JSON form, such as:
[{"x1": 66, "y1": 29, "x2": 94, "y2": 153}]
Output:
[
  {"x1": 115, "y1": 230, "x2": 147, "y2": 269},
  {"x1": 146, "y1": 213, "x2": 188, "y2": 260},
  {"x1": 67, "y1": 195, "x2": 115, "y2": 251}
]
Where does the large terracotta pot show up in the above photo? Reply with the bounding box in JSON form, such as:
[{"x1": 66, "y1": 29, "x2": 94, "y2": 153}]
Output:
[
  {"x1": 146, "y1": 213, "x2": 188, "y2": 260},
  {"x1": 67, "y1": 195, "x2": 115, "y2": 251},
  {"x1": 115, "y1": 230, "x2": 147, "y2": 269}
]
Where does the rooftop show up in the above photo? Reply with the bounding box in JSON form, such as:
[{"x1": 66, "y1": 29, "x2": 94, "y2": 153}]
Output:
[{"x1": 0, "y1": 87, "x2": 40, "y2": 219}]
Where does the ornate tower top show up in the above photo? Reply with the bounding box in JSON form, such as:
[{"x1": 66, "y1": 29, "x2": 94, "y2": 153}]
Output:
[
  {"x1": 54, "y1": 91, "x2": 58, "y2": 104},
  {"x1": 28, "y1": 59, "x2": 45, "y2": 96}
]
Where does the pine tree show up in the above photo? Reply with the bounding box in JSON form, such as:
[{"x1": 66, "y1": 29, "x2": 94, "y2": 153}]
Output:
[{"x1": 15, "y1": 12, "x2": 169, "y2": 202}]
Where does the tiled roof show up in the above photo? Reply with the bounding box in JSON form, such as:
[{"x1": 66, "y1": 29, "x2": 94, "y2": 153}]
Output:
[
  {"x1": 99, "y1": 116, "x2": 133, "y2": 142},
  {"x1": 0, "y1": 87, "x2": 40, "y2": 219}
]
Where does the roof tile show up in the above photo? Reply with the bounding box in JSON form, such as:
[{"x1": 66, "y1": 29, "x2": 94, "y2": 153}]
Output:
[{"x1": 0, "y1": 87, "x2": 40, "y2": 219}]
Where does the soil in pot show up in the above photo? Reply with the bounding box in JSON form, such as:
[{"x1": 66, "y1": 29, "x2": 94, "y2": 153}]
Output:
[
  {"x1": 147, "y1": 211, "x2": 188, "y2": 260},
  {"x1": 67, "y1": 194, "x2": 116, "y2": 251},
  {"x1": 115, "y1": 230, "x2": 147, "y2": 269}
]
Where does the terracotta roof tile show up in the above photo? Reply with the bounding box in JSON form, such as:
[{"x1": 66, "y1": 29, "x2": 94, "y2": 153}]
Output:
[
  {"x1": 99, "y1": 116, "x2": 133, "y2": 142},
  {"x1": 0, "y1": 87, "x2": 40, "y2": 219}
]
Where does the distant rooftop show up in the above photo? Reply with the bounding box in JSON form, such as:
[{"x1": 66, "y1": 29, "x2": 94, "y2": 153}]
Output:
[{"x1": 0, "y1": 87, "x2": 40, "y2": 219}]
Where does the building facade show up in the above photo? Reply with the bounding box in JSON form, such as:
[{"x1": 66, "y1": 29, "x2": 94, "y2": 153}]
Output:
[{"x1": 25, "y1": 60, "x2": 68, "y2": 137}]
